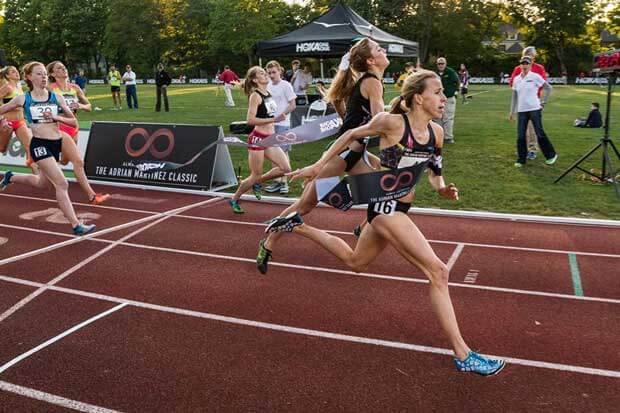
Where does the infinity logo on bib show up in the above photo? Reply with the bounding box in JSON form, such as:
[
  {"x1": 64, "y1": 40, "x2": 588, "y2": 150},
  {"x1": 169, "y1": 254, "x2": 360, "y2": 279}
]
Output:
[
  {"x1": 379, "y1": 171, "x2": 414, "y2": 192},
  {"x1": 125, "y1": 128, "x2": 175, "y2": 159},
  {"x1": 328, "y1": 193, "x2": 343, "y2": 207}
]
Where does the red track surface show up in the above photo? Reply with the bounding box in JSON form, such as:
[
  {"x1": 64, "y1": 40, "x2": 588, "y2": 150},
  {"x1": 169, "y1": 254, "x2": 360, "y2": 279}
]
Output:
[{"x1": 1, "y1": 182, "x2": 619, "y2": 411}]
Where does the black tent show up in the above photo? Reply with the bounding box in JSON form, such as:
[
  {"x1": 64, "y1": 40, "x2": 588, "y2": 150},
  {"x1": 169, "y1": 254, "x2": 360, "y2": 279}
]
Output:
[{"x1": 256, "y1": 4, "x2": 418, "y2": 59}]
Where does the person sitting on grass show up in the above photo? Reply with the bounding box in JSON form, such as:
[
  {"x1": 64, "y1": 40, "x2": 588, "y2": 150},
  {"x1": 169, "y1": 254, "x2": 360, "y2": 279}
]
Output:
[{"x1": 573, "y1": 102, "x2": 602, "y2": 128}]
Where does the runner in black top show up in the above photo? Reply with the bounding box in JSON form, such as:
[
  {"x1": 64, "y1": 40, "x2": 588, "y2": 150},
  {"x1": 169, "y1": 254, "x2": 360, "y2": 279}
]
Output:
[
  {"x1": 257, "y1": 38, "x2": 387, "y2": 274},
  {"x1": 272, "y1": 70, "x2": 505, "y2": 376}
]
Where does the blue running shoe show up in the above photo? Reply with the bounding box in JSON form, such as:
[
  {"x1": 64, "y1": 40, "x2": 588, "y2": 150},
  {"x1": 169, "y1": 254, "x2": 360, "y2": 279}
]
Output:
[
  {"x1": 73, "y1": 223, "x2": 96, "y2": 236},
  {"x1": 0, "y1": 171, "x2": 14, "y2": 191},
  {"x1": 454, "y1": 351, "x2": 505, "y2": 376},
  {"x1": 252, "y1": 183, "x2": 262, "y2": 200},
  {"x1": 265, "y1": 212, "x2": 303, "y2": 233}
]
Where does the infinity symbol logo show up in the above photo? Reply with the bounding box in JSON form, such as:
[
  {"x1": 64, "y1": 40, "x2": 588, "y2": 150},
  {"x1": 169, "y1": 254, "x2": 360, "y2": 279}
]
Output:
[
  {"x1": 380, "y1": 171, "x2": 414, "y2": 192},
  {"x1": 328, "y1": 193, "x2": 343, "y2": 207},
  {"x1": 125, "y1": 128, "x2": 175, "y2": 159},
  {"x1": 275, "y1": 132, "x2": 298, "y2": 143}
]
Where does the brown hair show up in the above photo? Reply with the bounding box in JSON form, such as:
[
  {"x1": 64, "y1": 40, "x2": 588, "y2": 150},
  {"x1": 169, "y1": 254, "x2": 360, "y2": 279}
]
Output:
[
  {"x1": 21, "y1": 61, "x2": 45, "y2": 91},
  {"x1": 265, "y1": 60, "x2": 282, "y2": 73},
  {"x1": 46, "y1": 60, "x2": 63, "y2": 83},
  {"x1": 326, "y1": 38, "x2": 374, "y2": 105},
  {"x1": 243, "y1": 66, "x2": 263, "y2": 96},
  {"x1": 390, "y1": 70, "x2": 439, "y2": 114}
]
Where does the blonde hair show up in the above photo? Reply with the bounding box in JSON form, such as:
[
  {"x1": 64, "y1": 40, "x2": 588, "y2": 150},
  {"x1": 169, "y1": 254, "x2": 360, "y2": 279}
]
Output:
[
  {"x1": 243, "y1": 66, "x2": 263, "y2": 96},
  {"x1": 21, "y1": 61, "x2": 45, "y2": 91},
  {"x1": 46, "y1": 60, "x2": 63, "y2": 83},
  {"x1": 390, "y1": 70, "x2": 439, "y2": 114},
  {"x1": 0, "y1": 66, "x2": 17, "y2": 89},
  {"x1": 265, "y1": 60, "x2": 283, "y2": 73},
  {"x1": 326, "y1": 38, "x2": 375, "y2": 105}
]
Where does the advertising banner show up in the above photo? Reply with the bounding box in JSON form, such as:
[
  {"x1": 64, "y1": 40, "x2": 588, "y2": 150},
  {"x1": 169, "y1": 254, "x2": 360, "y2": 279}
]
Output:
[{"x1": 84, "y1": 122, "x2": 236, "y2": 190}]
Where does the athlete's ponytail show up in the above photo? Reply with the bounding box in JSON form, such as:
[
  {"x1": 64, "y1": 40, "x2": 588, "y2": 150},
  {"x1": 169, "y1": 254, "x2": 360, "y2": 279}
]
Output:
[{"x1": 390, "y1": 70, "x2": 439, "y2": 114}]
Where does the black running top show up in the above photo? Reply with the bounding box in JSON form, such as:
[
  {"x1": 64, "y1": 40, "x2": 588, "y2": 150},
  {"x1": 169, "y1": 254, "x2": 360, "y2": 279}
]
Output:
[{"x1": 339, "y1": 72, "x2": 382, "y2": 136}]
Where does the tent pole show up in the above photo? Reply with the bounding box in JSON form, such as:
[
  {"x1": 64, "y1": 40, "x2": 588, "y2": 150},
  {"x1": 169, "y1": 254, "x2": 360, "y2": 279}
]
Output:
[
  {"x1": 259, "y1": 57, "x2": 263, "y2": 67},
  {"x1": 320, "y1": 58, "x2": 324, "y2": 79}
]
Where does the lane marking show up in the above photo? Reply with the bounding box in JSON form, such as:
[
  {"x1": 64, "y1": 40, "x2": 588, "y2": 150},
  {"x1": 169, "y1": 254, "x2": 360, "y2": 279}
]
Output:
[
  {"x1": 0, "y1": 237, "x2": 7, "y2": 246},
  {"x1": 0, "y1": 197, "x2": 222, "y2": 267},
  {"x1": 0, "y1": 198, "x2": 221, "y2": 323},
  {"x1": 0, "y1": 380, "x2": 120, "y2": 413},
  {"x1": 109, "y1": 193, "x2": 166, "y2": 204},
  {"x1": 569, "y1": 254, "x2": 584, "y2": 296},
  {"x1": 0, "y1": 223, "x2": 618, "y2": 304},
  {"x1": 446, "y1": 243, "x2": 464, "y2": 271},
  {"x1": 19, "y1": 208, "x2": 101, "y2": 224},
  {"x1": 0, "y1": 303, "x2": 127, "y2": 374},
  {"x1": 1, "y1": 276, "x2": 618, "y2": 379},
  {"x1": 464, "y1": 270, "x2": 479, "y2": 284}
]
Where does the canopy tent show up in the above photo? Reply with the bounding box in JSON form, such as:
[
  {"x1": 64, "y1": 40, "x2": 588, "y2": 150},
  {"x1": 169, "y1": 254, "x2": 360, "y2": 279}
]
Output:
[{"x1": 256, "y1": 3, "x2": 418, "y2": 76}]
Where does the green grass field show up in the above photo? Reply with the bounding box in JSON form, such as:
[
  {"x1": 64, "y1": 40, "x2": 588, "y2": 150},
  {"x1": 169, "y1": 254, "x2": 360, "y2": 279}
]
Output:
[{"x1": 8, "y1": 83, "x2": 620, "y2": 219}]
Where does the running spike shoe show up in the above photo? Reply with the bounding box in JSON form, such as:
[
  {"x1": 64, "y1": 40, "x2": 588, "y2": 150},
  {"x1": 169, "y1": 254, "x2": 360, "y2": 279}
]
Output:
[
  {"x1": 353, "y1": 224, "x2": 362, "y2": 238},
  {"x1": 89, "y1": 193, "x2": 110, "y2": 205},
  {"x1": 252, "y1": 183, "x2": 262, "y2": 200},
  {"x1": 265, "y1": 212, "x2": 303, "y2": 233},
  {"x1": 73, "y1": 223, "x2": 96, "y2": 236},
  {"x1": 229, "y1": 199, "x2": 244, "y2": 214},
  {"x1": 256, "y1": 238, "x2": 272, "y2": 275},
  {"x1": 454, "y1": 351, "x2": 506, "y2": 376},
  {"x1": 0, "y1": 171, "x2": 14, "y2": 191}
]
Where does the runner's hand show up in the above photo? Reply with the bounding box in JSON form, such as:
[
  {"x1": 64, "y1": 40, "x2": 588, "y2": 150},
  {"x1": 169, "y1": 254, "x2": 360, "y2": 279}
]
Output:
[
  {"x1": 287, "y1": 163, "x2": 321, "y2": 183},
  {"x1": 438, "y1": 183, "x2": 459, "y2": 200}
]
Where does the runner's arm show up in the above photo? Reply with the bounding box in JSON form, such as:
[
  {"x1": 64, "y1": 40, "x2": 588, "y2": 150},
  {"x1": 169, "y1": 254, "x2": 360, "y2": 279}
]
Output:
[
  {"x1": 76, "y1": 86, "x2": 92, "y2": 112},
  {"x1": 0, "y1": 94, "x2": 25, "y2": 115}
]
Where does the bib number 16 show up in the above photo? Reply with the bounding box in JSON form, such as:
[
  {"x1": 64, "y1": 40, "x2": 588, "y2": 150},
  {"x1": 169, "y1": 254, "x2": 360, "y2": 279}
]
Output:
[{"x1": 373, "y1": 200, "x2": 397, "y2": 215}]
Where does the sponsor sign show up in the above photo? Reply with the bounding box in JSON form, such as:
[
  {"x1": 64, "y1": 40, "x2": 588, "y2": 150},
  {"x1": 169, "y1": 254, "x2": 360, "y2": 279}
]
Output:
[
  {"x1": 0, "y1": 130, "x2": 89, "y2": 171},
  {"x1": 548, "y1": 77, "x2": 567, "y2": 84},
  {"x1": 88, "y1": 79, "x2": 104, "y2": 84},
  {"x1": 190, "y1": 78, "x2": 210, "y2": 84},
  {"x1": 469, "y1": 77, "x2": 495, "y2": 84},
  {"x1": 296, "y1": 42, "x2": 330, "y2": 53},
  {"x1": 388, "y1": 44, "x2": 404, "y2": 54},
  {"x1": 84, "y1": 122, "x2": 235, "y2": 190}
]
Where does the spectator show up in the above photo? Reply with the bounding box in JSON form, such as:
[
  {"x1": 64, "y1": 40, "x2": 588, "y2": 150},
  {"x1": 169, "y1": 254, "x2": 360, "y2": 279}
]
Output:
[
  {"x1": 122, "y1": 64, "x2": 138, "y2": 109},
  {"x1": 458, "y1": 63, "x2": 470, "y2": 104},
  {"x1": 574, "y1": 102, "x2": 603, "y2": 128},
  {"x1": 264, "y1": 60, "x2": 296, "y2": 195},
  {"x1": 396, "y1": 62, "x2": 415, "y2": 89},
  {"x1": 284, "y1": 60, "x2": 300, "y2": 83},
  {"x1": 509, "y1": 46, "x2": 547, "y2": 160},
  {"x1": 107, "y1": 64, "x2": 122, "y2": 110},
  {"x1": 291, "y1": 63, "x2": 313, "y2": 96},
  {"x1": 218, "y1": 65, "x2": 240, "y2": 107},
  {"x1": 155, "y1": 63, "x2": 171, "y2": 112},
  {"x1": 509, "y1": 55, "x2": 557, "y2": 167},
  {"x1": 435, "y1": 57, "x2": 459, "y2": 143},
  {"x1": 74, "y1": 70, "x2": 88, "y2": 94},
  {"x1": 315, "y1": 80, "x2": 328, "y2": 99}
]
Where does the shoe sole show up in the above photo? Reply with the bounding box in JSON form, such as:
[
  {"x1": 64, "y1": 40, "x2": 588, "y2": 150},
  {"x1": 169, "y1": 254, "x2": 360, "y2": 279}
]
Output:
[{"x1": 482, "y1": 361, "x2": 506, "y2": 377}]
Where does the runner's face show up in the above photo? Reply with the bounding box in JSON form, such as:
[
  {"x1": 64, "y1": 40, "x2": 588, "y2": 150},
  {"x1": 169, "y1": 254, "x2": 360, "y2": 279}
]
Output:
[
  {"x1": 368, "y1": 41, "x2": 389, "y2": 68},
  {"x1": 255, "y1": 69, "x2": 269, "y2": 86},
  {"x1": 267, "y1": 67, "x2": 281, "y2": 82},
  {"x1": 28, "y1": 65, "x2": 48, "y2": 89},
  {"x1": 53, "y1": 63, "x2": 68, "y2": 80},
  {"x1": 7, "y1": 67, "x2": 20, "y2": 81},
  {"x1": 421, "y1": 77, "x2": 446, "y2": 118}
]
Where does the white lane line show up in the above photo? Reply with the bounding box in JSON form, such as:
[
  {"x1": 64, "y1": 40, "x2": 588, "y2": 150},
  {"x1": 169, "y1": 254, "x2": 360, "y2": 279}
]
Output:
[
  {"x1": 0, "y1": 198, "x2": 221, "y2": 323},
  {"x1": 0, "y1": 303, "x2": 127, "y2": 374},
  {"x1": 446, "y1": 243, "x2": 464, "y2": 271},
  {"x1": 0, "y1": 237, "x2": 8, "y2": 246},
  {"x1": 0, "y1": 197, "x2": 223, "y2": 267},
  {"x1": 0, "y1": 380, "x2": 121, "y2": 413},
  {"x1": 1, "y1": 222, "x2": 618, "y2": 304},
  {"x1": 1, "y1": 276, "x2": 618, "y2": 379}
]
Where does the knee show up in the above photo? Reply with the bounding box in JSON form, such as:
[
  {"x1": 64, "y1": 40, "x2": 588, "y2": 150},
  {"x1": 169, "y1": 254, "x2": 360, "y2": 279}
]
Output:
[
  {"x1": 427, "y1": 261, "x2": 450, "y2": 290},
  {"x1": 52, "y1": 178, "x2": 69, "y2": 192}
]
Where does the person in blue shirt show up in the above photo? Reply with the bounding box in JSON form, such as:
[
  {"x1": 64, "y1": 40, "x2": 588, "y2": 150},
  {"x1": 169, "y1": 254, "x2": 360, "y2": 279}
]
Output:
[{"x1": 74, "y1": 70, "x2": 88, "y2": 94}]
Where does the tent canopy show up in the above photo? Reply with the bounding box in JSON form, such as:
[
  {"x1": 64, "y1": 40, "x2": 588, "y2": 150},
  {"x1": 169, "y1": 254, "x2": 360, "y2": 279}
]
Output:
[{"x1": 256, "y1": 3, "x2": 418, "y2": 58}]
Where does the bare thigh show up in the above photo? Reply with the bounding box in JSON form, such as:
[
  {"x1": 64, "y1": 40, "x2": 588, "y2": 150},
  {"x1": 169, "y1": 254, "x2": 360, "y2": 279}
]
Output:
[
  {"x1": 248, "y1": 150, "x2": 265, "y2": 178},
  {"x1": 264, "y1": 147, "x2": 291, "y2": 171}
]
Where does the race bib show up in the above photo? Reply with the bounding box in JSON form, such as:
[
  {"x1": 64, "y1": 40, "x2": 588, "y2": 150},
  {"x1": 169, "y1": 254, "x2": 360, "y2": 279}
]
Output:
[
  {"x1": 30, "y1": 103, "x2": 58, "y2": 123},
  {"x1": 63, "y1": 95, "x2": 78, "y2": 108}
]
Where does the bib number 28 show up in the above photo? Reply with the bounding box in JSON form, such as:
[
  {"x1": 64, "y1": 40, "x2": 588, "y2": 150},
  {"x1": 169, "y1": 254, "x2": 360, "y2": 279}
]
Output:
[{"x1": 373, "y1": 200, "x2": 397, "y2": 215}]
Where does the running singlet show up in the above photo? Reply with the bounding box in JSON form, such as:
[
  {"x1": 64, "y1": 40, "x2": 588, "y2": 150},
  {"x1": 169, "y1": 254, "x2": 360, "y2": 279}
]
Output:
[
  {"x1": 255, "y1": 90, "x2": 277, "y2": 119},
  {"x1": 2, "y1": 84, "x2": 23, "y2": 104},
  {"x1": 50, "y1": 83, "x2": 79, "y2": 113},
  {"x1": 379, "y1": 114, "x2": 442, "y2": 176},
  {"x1": 23, "y1": 91, "x2": 59, "y2": 124},
  {"x1": 339, "y1": 72, "x2": 383, "y2": 136}
]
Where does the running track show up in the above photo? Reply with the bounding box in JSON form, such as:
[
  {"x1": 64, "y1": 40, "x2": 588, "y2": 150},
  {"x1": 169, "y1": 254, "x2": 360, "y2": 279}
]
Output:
[{"x1": 0, "y1": 182, "x2": 619, "y2": 411}]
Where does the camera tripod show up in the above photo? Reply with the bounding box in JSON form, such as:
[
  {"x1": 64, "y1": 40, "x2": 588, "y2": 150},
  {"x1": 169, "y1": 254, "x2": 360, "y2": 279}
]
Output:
[{"x1": 554, "y1": 73, "x2": 620, "y2": 199}]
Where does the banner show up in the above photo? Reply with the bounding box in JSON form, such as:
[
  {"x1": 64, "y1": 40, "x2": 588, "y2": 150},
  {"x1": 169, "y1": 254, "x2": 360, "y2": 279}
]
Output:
[
  {"x1": 84, "y1": 122, "x2": 235, "y2": 190},
  {"x1": 315, "y1": 161, "x2": 429, "y2": 209},
  {"x1": 218, "y1": 113, "x2": 342, "y2": 148}
]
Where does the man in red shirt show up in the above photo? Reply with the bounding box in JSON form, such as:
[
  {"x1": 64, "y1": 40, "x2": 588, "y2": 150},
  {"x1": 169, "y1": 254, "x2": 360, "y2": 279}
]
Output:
[
  {"x1": 509, "y1": 46, "x2": 547, "y2": 160},
  {"x1": 218, "y1": 66, "x2": 240, "y2": 107}
]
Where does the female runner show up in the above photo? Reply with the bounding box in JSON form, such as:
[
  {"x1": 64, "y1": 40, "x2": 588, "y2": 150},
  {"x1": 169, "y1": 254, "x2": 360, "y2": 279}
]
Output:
[
  {"x1": 0, "y1": 66, "x2": 35, "y2": 173},
  {"x1": 267, "y1": 70, "x2": 505, "y2": 375},
  {"x1": 228, "y1": 66, "x2": 291, "y2": 214},
  {"x1": 256, "y1": 38, "x2": 386, "y2": 274},
  {"x1": 0, "y1": 62, "x2": 95, "y2": 235},
  {"x1": 47, "y1": 61, "x2": 109, "y2": 204}
]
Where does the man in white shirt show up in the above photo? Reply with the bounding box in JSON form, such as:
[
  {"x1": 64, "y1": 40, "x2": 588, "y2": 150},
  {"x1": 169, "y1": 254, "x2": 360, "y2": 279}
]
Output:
[
  {"x1": 122, "y1": 64, "x2": 138, "y2": 109},
  {"x1": 509, "y1": 56, "x2": 557, "y2": 167},
  {"x1": 291, "y1": 63, "x2": 313, "y2": 97},
  {"x1": 265, "y1": 60, "x2": 296, "y2": 194}
]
